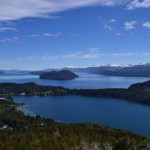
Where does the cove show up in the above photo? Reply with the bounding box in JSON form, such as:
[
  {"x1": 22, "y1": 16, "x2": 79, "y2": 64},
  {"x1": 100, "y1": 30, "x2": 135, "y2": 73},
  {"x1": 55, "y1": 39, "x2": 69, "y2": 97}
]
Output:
[{"x1": 13, "y1": 95, "x2": 150, "y2": 138}]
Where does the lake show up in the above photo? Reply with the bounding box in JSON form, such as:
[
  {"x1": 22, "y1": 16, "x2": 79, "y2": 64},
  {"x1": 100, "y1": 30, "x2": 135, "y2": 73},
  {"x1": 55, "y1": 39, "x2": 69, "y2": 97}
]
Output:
[
  {"x1": 0, "y1": 73, "x2": 150, "y2": 89},
  {"x1": 14, "y1": 95, "x2": 150, "y2": 138},
  {"x1": 2, "y1": 73, "x2": 150, "y2": 137}
]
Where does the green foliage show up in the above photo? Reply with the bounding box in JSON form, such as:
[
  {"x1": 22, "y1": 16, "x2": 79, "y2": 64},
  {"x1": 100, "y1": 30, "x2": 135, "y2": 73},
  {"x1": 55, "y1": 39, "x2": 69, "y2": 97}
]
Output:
[
  {"x1": 1, "y1": 80, "x2": 150, "y2": 149},
  {"x1": 1, "y1": 81, "x2": 150, "y2": 105},
  {"x1": 0, "y1": 98, "x2": 149, "y2": 150}
]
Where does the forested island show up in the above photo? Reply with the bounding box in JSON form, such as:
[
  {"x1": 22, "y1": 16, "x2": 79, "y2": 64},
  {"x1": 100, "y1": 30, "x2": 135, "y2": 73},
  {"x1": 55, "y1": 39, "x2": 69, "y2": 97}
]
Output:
[
  {"x1": 0, "y1": 96, "x2": 150, "y2": 149},
  {"x1": 0, "y1": 80, "x2": 150, "y2": 105},
  {"x1": 40, "y1": 70, "x2": 79, "y2": 80}
]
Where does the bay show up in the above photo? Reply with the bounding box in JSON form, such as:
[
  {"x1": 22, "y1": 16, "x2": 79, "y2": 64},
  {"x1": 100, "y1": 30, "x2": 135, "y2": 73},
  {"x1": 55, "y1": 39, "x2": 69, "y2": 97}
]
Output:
[{"x1": 14, "y1": 95, "x2": 150, "y2": 138}]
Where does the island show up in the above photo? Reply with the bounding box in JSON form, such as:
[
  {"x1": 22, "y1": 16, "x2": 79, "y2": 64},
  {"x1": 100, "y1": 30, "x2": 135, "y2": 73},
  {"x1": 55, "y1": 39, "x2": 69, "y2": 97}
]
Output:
[{"x1": 39, "y1": 70, "x2": 79, "y2": 80}]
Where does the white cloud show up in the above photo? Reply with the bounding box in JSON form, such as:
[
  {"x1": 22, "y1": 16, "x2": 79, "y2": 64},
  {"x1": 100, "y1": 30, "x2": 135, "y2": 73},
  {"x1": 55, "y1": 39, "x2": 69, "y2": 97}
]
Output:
[
  {"x1": 58, "y1": 50, "x2": 138, "y2": 59},
  {"x1": 143, "y1": 22, "x2": 150, "y2": 29},
  {"x1": 61, "y1": 51, "x2": 99, "y2": 59},
  {"x1": 124, "y1": 53, "x2": 137, "y2": 56},
  {"x1": 142, "y1": 52, "x2": 150, "y2": 56},
  {"x1": 124, "y1": 21, "x2": 137, "y2": 30},
  {"x1": 0, "y1": 36, "x2": 20, "y2": 42},
  {"x1": 110, "y1": 19, "x2": 116, "y2": 23},
  {"x1": 103, "y1": 19, "x2": 117, "y2": 30},
  {"x1": 115, "y1": 32, "x2": 122, "y2": 36},
  {"x1": 43, "y1": 33, "x2": 52, "y2": 37},
  {"x1": 0, "y1": 0, "x2": 135, "y2": 21},
  {"x1": 16, "y1": 51, "x2": 145, "y2": 63},
  {"x1": 61, "y1": 49, "x2": 101, "y2": 59},
  {"x1": 70, "y1": 32, "x2": 79, "y2": 37},
  {"x1": 43, "y1": 32, "x2": 62, "y2": 37},
  {"x1": 30, "y1": 32, "x2": 62, "y2": 38},
  {"x1": 79, "y1": 53, "x2": 100, "y2": 59},
  {"x1": 30, "y1": 34, "x2": 41, "y2": 37},
  {"x1": 112, "y1": 53, "x2": 124, "y2": 56},
  {"x1": 90, "y1": 48, "x2": 100, "y2": 51},
  {"x1": 104, "y1": 23, "x2": 113, "y2": 30},
  {"x1": 112, "y1": 52, "x2": 137, "y2": 57},
  {"x1": 53, "y1": 32, "x2": 62, "y2": 37},
  {"x1": 79, "y1": 48, "x2": 102, "y2": 59},
  {"x1": 1, "y1": 1, "x2": 149, "y2": 22},
  {"x1": 0, "y1": 27, "x2": 17, "y2": 32},
  {"x1": 127, "y1": 0, "x2": 150, "y2": 10},
  {"x1": 62, "y1": 52, "x2": 81, "y2": 59}
]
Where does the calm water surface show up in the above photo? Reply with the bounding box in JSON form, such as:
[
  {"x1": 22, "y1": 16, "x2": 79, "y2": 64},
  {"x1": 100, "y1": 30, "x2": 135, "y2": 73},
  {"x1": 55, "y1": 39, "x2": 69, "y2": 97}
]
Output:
[
  {"x1": 0, "y1": 73, "x2": 150, "y2": 89},
  {"x1": 14, "y1": 95, "x2": 150, "y2": 138},
  {"x1": 2, "y1": 73, "x2": 150, "y2": 137}
]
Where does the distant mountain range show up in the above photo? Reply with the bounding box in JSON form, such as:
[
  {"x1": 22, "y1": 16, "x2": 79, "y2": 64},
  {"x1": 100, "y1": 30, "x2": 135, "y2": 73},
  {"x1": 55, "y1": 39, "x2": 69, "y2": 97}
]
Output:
[
  {"x1": 28, "y1": 66, "x2": 124, "y2": 76},
  {"x1": 0, "y1": 71, "x2": 4, "y2": 74},
  {"x1": 1, "y1": 63, "x2": 150, "y2": 77},
  {"x1": 98, "y1": 63, "x2": 150, "y2": 77},
  {"x1": 0, "y1": 70, "x2": 30, "y2": 75}
]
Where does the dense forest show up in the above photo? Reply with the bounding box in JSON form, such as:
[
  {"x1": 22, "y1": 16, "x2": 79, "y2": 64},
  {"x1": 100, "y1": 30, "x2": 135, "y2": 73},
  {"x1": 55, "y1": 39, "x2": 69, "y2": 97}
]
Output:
[
  {"x1": 0, "y1": 80, "x2": 150, "y2": 105},
  {"x1": 0, "y1": 97, "x2": 150, "y2": 150},
  {"x1": 40, "y1": 70, "x2": 79, "y2": 80},
  {"x1": 0, "y1": 82, "x2": 70, "y2": 96}
]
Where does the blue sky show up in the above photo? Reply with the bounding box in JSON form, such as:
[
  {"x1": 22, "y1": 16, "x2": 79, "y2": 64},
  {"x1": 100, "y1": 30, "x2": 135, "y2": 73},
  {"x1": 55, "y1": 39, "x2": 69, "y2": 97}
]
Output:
[{"x1": 0, "y1": 0, "x2": 150, "y2": 69}]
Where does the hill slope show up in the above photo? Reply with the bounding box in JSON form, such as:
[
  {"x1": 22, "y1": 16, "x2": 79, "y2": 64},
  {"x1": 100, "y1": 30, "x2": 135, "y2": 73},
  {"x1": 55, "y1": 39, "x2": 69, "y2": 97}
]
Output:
[{"x1": 0, "y1": 96, "x2": 149, "y2": 149}]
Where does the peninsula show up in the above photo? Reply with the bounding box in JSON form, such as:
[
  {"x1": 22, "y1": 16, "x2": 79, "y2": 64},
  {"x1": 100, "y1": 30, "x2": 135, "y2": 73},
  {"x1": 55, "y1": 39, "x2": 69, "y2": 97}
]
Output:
[{"x1": 0, "y1": 80, "x2": 150, "y2": 105}]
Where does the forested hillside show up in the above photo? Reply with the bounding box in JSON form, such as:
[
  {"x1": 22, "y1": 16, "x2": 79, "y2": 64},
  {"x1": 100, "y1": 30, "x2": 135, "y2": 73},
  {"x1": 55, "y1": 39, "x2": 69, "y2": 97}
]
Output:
[{"x1": 0, "y1": 97, "x2": 149, "y2": 150}]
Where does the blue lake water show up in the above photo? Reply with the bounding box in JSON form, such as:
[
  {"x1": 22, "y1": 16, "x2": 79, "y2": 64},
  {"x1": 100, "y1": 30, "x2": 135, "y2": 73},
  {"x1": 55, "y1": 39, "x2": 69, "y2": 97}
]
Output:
[
  {"x1": 0, "y1": 73, "x2": 149, "y2": 89},
  {"x1": 14, "y1": 95, "x2": 150, "y2": 138},
  {"x1": 1, "y1": 73, "x2": 150, "y2": 137}
]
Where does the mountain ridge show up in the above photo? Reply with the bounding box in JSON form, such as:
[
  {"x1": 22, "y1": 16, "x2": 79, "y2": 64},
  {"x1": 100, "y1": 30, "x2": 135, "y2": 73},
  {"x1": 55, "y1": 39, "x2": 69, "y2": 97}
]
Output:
[{"x1": 97, "y1": 63, "x2": 150, "y2": 77}]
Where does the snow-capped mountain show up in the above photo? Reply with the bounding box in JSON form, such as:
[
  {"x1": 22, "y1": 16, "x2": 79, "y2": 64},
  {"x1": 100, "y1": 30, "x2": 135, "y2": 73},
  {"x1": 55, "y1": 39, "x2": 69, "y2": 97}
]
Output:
[{"x1": 107, "y1": 64, "x2": 132, "y2": 67}]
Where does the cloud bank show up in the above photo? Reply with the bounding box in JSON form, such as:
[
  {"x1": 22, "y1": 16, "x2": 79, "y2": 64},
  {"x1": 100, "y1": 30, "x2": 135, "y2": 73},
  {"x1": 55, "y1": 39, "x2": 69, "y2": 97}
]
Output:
[
  {"x1": 127, "y1": 0, "x2": 150, "y2": 10},
  {"x1": 0, "y1": 0, "x2": 149, "y2": 21}
]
